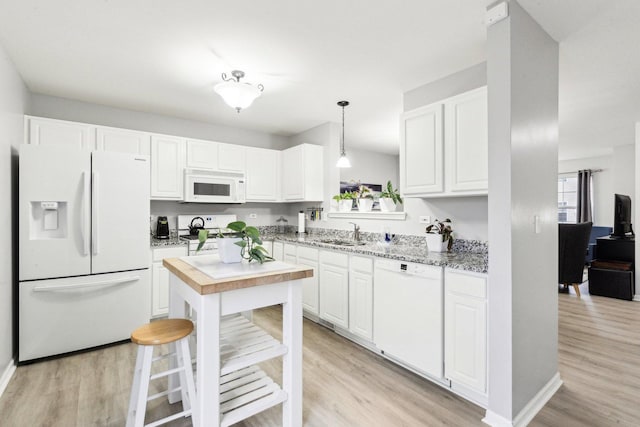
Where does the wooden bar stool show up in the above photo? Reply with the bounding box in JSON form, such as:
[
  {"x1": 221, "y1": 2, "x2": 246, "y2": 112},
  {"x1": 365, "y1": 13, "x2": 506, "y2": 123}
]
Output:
[{"x1": 126, "y1": 318, "x2": 197, "y2": 427}]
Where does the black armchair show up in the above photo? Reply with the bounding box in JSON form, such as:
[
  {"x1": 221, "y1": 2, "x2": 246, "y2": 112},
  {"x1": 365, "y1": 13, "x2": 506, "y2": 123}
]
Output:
[{"x1": 558, "y1": 222, "x2": 593, "y2": 297}]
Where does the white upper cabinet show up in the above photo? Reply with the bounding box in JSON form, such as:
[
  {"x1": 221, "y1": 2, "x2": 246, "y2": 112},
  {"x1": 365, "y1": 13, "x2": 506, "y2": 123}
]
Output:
[
  {"x1": 245, "y1": 147, "x2": 281, "y2": 202},
  {"x1": 218, "y1": 142, "x2": 245, "y2": 173},
  {"x1": 186, "y1": 139, "x2": 218, "y2": 169},
  {"x1": 150, "y1": 135, "x2": 186, "y2": 200},
  {"x1": 400, "y1": 104, "x2": 444, "y2": 195},
  {"x1": 25, "y1": 116, "x2": 95, "y2": 151},
  {"x1": 282, "y1": 143, "x2": 323, "y2": 202},
  {"x1": 400, "y1": 86, "x2": 487, "y2": 198},
  {"x1": 96, "y1": 126, "x2": 150, "y2": 155},
  {"x1": 445, "y1": 87, "x2": 488, "y2": 193}
]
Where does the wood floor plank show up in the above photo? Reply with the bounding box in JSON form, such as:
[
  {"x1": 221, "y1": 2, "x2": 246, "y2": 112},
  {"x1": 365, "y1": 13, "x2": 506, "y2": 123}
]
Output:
[{"x1": 1, "y1": 287, "x2": 638, "y2": 426}]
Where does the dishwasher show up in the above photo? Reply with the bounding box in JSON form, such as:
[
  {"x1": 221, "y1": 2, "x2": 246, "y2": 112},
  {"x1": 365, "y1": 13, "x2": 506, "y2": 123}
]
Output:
[{"x1": 374, "y1": 259, "x2": 444, "y2": 381}]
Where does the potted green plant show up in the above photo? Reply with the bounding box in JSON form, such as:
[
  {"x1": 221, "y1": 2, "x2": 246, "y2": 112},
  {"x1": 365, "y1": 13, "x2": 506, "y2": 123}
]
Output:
[
  {"x1": 333, "y1": 191, "x2": 356, "y2": 212},
  {"x1": 379, "y1": 180, "x2": 403, "y2": 212},
  {"x1": 354, "y1": 183, "x2": 374, "y2": 212},
  {"x1": 425, "y1": 218, "x2": 454, "y2": 252},
  {"x1": 197, "y1": 221, "x2": 273, "y2": 264}
]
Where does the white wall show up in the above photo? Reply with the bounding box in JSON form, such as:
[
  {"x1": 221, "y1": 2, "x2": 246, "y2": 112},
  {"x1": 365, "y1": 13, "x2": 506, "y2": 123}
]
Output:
[
  {"x1": 486, "y1": 1, "x2": 559, "y2": 424},
  {"x1": 30, "y1": 94, "x2": 291, "y2": 150},
  {"x1": 612, "y1": 144, "x2": 635, "y2": 220},
  {"x1": 0, "y1": 42, "x2": 30, "y2": 384},
  {"x1": 558, "y1": 155, "x2": 613, "y2": 226}
]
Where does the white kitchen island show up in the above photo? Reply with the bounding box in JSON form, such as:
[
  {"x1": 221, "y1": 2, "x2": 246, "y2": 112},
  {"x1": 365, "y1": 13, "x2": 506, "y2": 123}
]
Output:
[{"x1": 163, "y1": 255, "x2": 312, "y2": 427}]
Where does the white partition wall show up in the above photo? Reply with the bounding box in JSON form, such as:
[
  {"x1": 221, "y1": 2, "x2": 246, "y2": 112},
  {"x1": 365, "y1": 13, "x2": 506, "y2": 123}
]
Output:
[{"x1": 635, "y1": 123, "x2": 640, "y2": 302}]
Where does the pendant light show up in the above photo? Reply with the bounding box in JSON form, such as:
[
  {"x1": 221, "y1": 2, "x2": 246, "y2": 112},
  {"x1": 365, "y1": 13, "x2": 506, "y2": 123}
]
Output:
[
  {"x1": 336, "y1": 100, "x2": 351, "y2": 168},
  {"x1": 214, "y1": 70, "x2": 264, "y2": 113}
]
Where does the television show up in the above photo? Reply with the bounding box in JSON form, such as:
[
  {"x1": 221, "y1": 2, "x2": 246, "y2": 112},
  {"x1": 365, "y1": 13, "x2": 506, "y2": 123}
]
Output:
[{"x1": 612, "y1": 194, "x2": 634, "y2": 238}]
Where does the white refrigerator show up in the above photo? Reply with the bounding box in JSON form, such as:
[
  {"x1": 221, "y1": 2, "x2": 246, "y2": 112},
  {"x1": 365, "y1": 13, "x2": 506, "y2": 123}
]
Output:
[{"x1": 19, "y1": 145, "x2": 151, "y2": 362}]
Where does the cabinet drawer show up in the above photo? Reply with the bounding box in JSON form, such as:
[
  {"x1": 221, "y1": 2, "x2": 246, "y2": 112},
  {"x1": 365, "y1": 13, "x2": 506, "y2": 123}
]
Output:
[
  {"x1": 152, "y1": 246, "x2": 187, "y2": 261},
  {"x1": 445, "y1": 269, "x2": 487, "y2": 299},
  {"x1": 320, "y1": 250, "x2": 348, "y2": 268},
  {"x1": 350, "y1": 255, "x2": 372, "y2": 274},
  {"x1": 284, "y1": 243, "x2": 297, "y2": 257},
  {"x1": 297, "y1": 246, "x2": 319, "y2": 261}
]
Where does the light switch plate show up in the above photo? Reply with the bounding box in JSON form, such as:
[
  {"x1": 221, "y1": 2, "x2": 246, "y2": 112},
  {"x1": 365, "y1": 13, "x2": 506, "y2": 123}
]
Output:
[{"x1": 486, "y1": 2, "x2": 508, "y2": 27}]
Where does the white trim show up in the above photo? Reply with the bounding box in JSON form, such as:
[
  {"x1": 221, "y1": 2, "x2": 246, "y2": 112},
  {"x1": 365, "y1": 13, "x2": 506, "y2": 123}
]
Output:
[
  {"x1": 482, "y1": 372, "x2": 562, "y2": 427},
  {"x1": 632, "y1": 295, "x2": 640, "y2": 302},
  {"x1": 327, "y1": 211, "x2": 407, "y2": 220},
  {"x1": 0, "y1": 358, "x2": 16, "y2": 399}
]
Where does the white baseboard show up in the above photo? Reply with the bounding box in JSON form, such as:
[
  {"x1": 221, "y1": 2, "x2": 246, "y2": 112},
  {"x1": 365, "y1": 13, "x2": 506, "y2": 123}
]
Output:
[
  {"x1": 0, "y1": 358, "x2": 16, "y2": 399},
  {"x1": 483, "y1": 372, "x2": 562, "y2": 427},
  {"x1": 633, "y1": 295, "x2": 640, "y2": 302}
]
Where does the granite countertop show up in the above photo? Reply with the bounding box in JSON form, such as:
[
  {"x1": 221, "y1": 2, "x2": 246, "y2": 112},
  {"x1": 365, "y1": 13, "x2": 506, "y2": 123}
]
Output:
[
  {"x1": 263, "y1": 233, "x2": 488, "y2": 274},
  {"x1": 150, "y1": 236, "x2": 188, "y2": 247}
]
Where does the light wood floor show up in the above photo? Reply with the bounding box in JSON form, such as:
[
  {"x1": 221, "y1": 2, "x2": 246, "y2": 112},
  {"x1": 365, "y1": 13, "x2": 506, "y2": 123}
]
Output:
[{"x1": 1, "y1": 288, "x2": 638, "y2": 426}]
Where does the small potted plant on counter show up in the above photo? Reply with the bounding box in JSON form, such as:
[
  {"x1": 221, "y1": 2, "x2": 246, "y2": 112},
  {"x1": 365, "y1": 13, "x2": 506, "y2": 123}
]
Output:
[
  {"x1": 333, "y1": 191, "x2": 356, "y2": 212},
  {"x1": 198, "y1": 221, "x2": 273, "y2": 264},
  {"x1": 425, "y1": 218, "x2": 454, "y2": 252},
  {"x1": 379, "y1": 180, "x2": 403, "y2": 212},
  {"x1": 354, "y1": 183, "x2": 374, "y2": 212}
]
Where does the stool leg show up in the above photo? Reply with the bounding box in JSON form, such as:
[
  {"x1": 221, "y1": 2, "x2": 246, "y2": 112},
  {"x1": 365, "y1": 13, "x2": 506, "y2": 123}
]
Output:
[
  {"x1": 177, "y1": 337, "x2": 198, "y2": 424},
  {"x1": 126, "y1": 345, "x2": 154, "y2": 427}
]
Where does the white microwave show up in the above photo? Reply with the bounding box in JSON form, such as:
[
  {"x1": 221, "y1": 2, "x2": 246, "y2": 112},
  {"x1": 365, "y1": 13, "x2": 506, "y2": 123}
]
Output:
[{"x1": 183, "y1": 169, "x2": 246, "y2": 203}]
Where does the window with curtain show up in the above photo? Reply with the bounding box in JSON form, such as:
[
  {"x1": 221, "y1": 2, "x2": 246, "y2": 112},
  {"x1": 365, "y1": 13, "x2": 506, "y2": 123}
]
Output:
[{"x1": 558, "y1": 174, "x2": 578, "y2": 223}]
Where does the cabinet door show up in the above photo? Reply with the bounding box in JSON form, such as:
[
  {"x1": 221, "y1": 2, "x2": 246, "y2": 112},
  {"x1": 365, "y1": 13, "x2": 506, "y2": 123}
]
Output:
[
  {"x1": 245, "y1": 147, "x2": 280, "y2": 201},
  {"x1": 218, "y1": 142, "x2": 245, "y2": 173},
  {"x1": 27, "y1": 117, "x2": 95, "y2": 151},
  {"x1": 282, "y1": 145, "x2": 304, "y2": 201},
  {"x1": 319, "y1": 251, "x2": 349, "y2": 329},
  {"x1": 151, "y1": 135, "x2": 185, "y2": 200},
  {"x1": 400, "y1": 104, "x2": 444, "y2": 195},
  {"x1": 298, "y1": 258, "x2": 319, "y2": 315},
  {"x1": 445, "y1": 87, "x2": 488, "y2": 193},
  {"x1": 444, "y1": 270, "x2": 487, "y2": 394},
  {"x1": 272, "y1": 241, "x2": 284, "y2": 261},
  {"x1": 151, "y1": 262, "x2": 169, "y2": 317},
  {"x1": 349, "y1": 256, "x2": 374, "y2": 341},
  {"x1": 96, "y1": 127, "x2": 150, "y2": 155},
  {"x1": 186, "y1": 139, "x2": 218, "y2": 169}
]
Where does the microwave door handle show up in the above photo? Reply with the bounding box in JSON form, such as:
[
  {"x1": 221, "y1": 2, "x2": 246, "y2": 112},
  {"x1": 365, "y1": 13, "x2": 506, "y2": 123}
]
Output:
[
  {"x1": 80, "y1": 171, "x2": 90, "y2": 256},
  {"x1": 92, "y1": 171, "x2": 99, "y2": 255}
]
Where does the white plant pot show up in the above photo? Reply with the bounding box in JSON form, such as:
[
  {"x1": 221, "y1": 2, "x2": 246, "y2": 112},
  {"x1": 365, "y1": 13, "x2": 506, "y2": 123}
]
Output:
[
  {"x1": 339, "y1": 199, "x2": 354, "y2": 212},
  {"x1": 425, "y1": 233, "x2": 449, "y2": 253},
  {"x1": 379, "y1": 198, "x2": 397, "y2": 213},
  {"x1": 358, "y1": 198, "x2": 374, "y2": 212},
  {"x1": 217, "y1": 237, "x2": 243, "y2": 264}
]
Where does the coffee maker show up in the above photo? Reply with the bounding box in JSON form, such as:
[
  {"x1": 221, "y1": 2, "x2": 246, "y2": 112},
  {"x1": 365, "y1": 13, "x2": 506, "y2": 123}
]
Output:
[{"x1": 155, "y1": 216, "x2": 170, "y2": 239}]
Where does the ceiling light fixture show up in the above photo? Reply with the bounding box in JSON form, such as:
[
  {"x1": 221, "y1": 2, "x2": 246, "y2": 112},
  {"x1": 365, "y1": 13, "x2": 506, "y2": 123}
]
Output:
[
  {"x1": 336, "y1": 100, "x2": 351, "y2": 168},
  {"x1": 214, "y1": 70, "x2": 264, "y2": 113}
]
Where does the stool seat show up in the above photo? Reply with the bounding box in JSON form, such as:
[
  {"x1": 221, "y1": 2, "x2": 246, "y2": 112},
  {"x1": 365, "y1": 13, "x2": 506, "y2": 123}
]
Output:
[{"x1": 131, "y1": 318, "x2": 193, "y2": 346}]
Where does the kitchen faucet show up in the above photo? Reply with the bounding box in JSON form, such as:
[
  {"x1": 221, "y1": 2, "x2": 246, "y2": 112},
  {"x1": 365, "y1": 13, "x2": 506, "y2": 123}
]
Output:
[{"x1": 350, "y1": 222, "x2": 361, "y2": 242}]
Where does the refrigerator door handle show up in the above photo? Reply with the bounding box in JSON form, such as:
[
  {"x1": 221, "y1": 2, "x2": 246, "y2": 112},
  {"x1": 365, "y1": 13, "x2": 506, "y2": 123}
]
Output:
[
  {"x1": 92, "y1": 171, "x2": 99, "y2": 255},
  {"x1": 81, "y1": 171, "x2": 90, "y2": 256},
  {"x1": 32, "y1": 275, "x2": 140, "y2": 292}
]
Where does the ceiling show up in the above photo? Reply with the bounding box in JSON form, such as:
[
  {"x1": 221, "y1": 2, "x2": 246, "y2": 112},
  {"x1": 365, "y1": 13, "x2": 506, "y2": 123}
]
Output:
[{"x1": 0, "y1": 1, "x2": 638, "y2": 159}]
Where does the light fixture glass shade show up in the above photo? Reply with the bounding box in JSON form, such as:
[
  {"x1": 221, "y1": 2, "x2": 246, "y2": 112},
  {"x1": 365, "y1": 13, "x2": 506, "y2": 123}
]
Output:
[
  {"x1": 336, "y1": 154, "x2": 351, "y2": 168},
  {"x1": 214, "y1": 81, "x2": 262, "y2": 112}
]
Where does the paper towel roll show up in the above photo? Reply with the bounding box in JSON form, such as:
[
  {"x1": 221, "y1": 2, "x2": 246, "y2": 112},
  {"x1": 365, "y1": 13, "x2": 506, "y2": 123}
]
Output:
[{"x1": 298, "y1": 211, "x2": 305, "y2": 234}]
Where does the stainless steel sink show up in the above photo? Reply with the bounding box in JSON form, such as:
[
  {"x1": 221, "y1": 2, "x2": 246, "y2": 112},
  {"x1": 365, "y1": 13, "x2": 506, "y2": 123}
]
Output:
[{"x1": 319, "y1": 239, "x2": 367, "y2": 246}]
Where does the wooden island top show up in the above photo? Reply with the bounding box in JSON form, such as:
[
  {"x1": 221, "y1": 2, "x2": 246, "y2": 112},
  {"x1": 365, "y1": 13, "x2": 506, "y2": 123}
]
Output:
[{"x1": 163, "y1": 256, "x2": 313, "y2": 295}]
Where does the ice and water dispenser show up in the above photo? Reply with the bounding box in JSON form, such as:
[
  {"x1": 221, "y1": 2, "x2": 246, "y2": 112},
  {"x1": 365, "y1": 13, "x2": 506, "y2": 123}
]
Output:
[{"x1": 30, "y1": 201, "x2": 68, "y2": 239}]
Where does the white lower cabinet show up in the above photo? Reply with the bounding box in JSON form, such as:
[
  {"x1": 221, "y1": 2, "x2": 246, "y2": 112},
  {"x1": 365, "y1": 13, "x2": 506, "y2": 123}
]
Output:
[
  {"x1": 348, "y1": 255, "x2": 373, "y2": 341},
  {"x1": 296, "y1": 246, "x2": 319, "y2": 315},
  {"x1": 151, "y1": 246, "x2": 188, "y2": 317},
  {"x1": 272, "y1": 241, "x2": 284, "y2": 261},
  {"x1": 444, "y1": 268, "x2": 488, "y2": 399},
  {"x1": 319, "y1": 250, "x2": 349, "y2": 329}
]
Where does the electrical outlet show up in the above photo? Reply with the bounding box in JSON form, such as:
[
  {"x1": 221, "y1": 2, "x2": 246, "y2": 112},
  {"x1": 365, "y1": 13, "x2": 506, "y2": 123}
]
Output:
[
  {"x1": 419, "y1": 216, "x2": 431, "y2": 224},
  {"x1": 249, "y1": 213, "x2": 257, "y2": 219}
]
